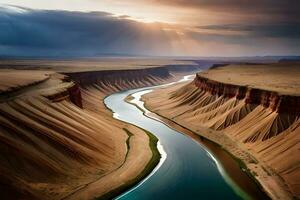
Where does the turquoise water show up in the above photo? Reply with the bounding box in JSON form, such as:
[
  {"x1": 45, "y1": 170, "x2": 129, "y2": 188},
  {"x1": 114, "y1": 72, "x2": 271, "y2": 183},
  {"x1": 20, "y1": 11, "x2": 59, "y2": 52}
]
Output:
[{"x1": 104, "y1": 76, "x2": 262, "y2": 200}]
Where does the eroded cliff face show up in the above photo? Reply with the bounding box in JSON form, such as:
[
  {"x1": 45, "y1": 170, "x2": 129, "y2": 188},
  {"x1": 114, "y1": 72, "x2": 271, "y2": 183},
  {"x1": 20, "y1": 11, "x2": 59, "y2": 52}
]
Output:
[
  {"x1": 44, "y1": 83, "x2": 83, "y2": 108},
  {"x1": 58, "y1": 65, "x2": 201, "y2": 109},
  {"x1": 194, "y1": 74, "x2": 300, "y2": 114},
  {"x1": 144, "y1": 71, "x2": 300, "y2": 198},
  {"x1": 44, "y1": 67, "x2": 171, "y2": 109},
  {"x1": 0, "y1": 65, "x2": 201, "y2": 199}
]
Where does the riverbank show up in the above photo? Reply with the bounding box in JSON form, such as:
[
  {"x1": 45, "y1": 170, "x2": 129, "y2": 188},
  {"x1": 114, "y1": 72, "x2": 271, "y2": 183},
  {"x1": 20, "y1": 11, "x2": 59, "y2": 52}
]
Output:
[
  {"x1": 105, "y1": 80, "x2": 257, "y2": 200},
  {"x1": 63, "y1": 122, "x2": 159, "y2": 200},
  {"x1": 142, "y1": 63, "x2": 299, "y2": 199},
  {"x1": 60, "y1": 86, "x2": 163, "y2": 200},
  {"x1": 97, "y1": 127, "x2": 160, "y2": 200}
]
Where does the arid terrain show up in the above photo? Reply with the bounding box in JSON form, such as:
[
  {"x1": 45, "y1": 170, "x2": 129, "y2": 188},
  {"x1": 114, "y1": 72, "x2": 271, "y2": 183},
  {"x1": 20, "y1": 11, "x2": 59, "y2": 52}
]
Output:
[
  {"x1": 0, "y1": 58, "x2": 201, "y2": 199},
  {"x1": 0, "y1": 58, "x2": 196, "y2": 72},
  {"x1": 1, "y1": 58, "x2": 299, "y2": 200},
  {"x1": 143, "y1": 62, "x2": 300, "y2": 199}
]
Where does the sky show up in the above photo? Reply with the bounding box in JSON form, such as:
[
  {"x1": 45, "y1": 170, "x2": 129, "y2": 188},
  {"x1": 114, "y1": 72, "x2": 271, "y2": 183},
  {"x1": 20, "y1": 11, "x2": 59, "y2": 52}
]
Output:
[{"x1": 0, "y1": 0, "x2": 300, "y2": 57}]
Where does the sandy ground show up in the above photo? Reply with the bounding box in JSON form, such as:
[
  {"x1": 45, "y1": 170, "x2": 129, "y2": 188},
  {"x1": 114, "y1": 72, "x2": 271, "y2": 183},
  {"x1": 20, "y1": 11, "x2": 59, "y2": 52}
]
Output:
[
  {"x1": 0, "y1": 69, "x2": 51, "y2": 93},
  {"x1": 143, "y1": 63, "x2": 300, "y2": 199}
]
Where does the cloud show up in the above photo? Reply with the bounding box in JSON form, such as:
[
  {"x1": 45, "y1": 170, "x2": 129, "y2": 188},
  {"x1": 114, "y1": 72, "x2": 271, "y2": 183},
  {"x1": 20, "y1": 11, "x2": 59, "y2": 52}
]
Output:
[
  {"x1": 0, "y1": 4, "x2": 299, "y2": 57},
  {"x1": 196, "y1": 24, "x2": 300, "y2": 39},
  {"x1": 0, "y1": 6, "x2": 177, "y2": 57},
  {"x1": 184, "y1": 22, "x2": 300, "y2": 56},
  {"x1": 150, "y1": 0, "x2": 300, "y2": 16},
  {"x1": 132, "y1": 0, "x2": 299, "y2": 26}
]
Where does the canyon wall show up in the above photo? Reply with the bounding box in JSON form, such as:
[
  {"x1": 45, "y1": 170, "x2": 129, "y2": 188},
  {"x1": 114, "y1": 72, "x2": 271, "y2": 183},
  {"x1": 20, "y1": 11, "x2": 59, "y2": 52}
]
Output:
[
  {"x1": 59, "y1": 65, "x2": 201, "y2": 109},
  {"x1": 194, "y1": 74, "x2": 300, "y2": 114},
  {"x1": 64, "y1": 67, "x2": 171, "y2": 86},
  {"x1": 63, "y1": 64, "x2": 201, "y2": 88}
]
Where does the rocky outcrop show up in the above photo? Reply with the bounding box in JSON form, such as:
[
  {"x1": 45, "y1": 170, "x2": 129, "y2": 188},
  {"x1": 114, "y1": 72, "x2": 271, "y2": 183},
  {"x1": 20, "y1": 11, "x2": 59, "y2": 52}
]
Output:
[
  {"x1": 44, "y1": 83, "x2": 83, "y2": 108},
  {"x1": 67, "y1": 84, "x2": 83, "y2": 108},
  {"x1": 194, "y1": 74, "x2": 300, "y2": 114}
]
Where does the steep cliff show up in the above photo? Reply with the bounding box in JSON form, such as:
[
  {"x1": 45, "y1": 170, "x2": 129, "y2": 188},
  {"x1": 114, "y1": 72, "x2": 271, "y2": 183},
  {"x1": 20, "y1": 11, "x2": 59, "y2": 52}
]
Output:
[
  {"x1": 61, "y1": 65, "x2": 201, "y2": 111},
  {"x1": 143, "y1": 63, "x2": 300, "y2": 199},
  {"x1": 194, "y1": 74, "x2": 300, "y2": 114}
]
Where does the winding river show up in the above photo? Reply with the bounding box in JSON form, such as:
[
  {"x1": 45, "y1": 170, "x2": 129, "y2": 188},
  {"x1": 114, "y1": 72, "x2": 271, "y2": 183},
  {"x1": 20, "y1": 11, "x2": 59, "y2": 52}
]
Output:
[{"x1": 104, "y1": 75, "x2": 268, "y2": 200}]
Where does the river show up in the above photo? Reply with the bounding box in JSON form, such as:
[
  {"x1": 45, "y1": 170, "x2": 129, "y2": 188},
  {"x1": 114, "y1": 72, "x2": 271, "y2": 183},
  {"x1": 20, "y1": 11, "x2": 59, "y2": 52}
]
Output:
[{"x1": 104, "y1": 75, "x2": 268, "y2": 200}]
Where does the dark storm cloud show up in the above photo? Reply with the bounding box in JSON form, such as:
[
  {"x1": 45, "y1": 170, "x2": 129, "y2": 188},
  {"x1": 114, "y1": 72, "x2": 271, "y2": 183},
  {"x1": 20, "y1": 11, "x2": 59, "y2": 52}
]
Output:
[
  {"x1": 151, "y1": 0, "x2": 300, "y2": 23},
  {"x1": 0, "y1": 6, "x2": 172, "y2": 57},
  {"x1": 197, "y1": 24, "x2": 300, "y2": 39},
  {"x1": 153, "y1": 0, "x2": 300, "y2": 14}
]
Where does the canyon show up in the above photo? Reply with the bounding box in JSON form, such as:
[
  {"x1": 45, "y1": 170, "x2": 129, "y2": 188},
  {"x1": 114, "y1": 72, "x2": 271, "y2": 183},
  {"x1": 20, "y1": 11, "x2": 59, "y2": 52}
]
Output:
[
  {"x1": 1, "y1": 58, "x2": 299, "y2": 200},
  {"x1": 0, "y1": 60, "x2": 201, "y2": 200}
]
